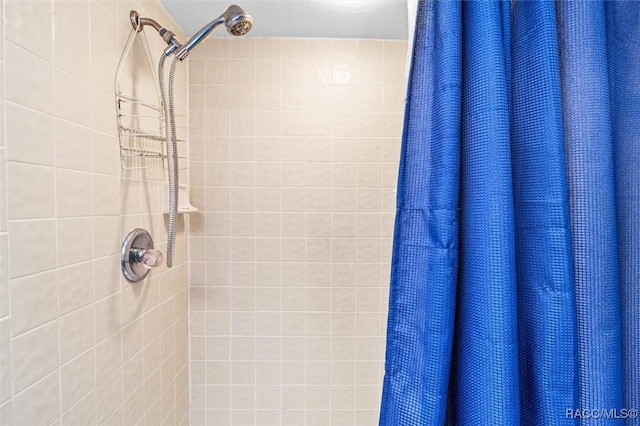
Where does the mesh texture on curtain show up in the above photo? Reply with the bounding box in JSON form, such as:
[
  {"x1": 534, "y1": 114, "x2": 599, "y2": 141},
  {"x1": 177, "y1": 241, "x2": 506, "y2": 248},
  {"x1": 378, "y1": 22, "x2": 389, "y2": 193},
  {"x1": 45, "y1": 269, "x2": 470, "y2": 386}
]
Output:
[
  {"x1": 379, "y1": 1, "x2": 461, "y2": 424},
  {"x1": 605, "y1": 0, "x2": 640, "y2": 415},
  {"x1": 380, "y1": 0, "x2": 639, "y2": 424}
]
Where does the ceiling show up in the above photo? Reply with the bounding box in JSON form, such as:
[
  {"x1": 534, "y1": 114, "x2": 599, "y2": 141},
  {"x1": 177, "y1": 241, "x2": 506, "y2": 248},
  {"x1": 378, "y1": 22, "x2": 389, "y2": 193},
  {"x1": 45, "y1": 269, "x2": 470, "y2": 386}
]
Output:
[{"x1": 160, "y1": 0, "x2": 409, "y2": 40}]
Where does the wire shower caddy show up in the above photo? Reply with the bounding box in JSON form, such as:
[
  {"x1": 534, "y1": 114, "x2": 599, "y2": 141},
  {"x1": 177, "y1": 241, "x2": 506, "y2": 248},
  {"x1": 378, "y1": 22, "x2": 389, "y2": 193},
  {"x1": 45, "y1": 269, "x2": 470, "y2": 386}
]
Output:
[{"x1": 115, "y1": 21, "x2": 186, "y2": 170}]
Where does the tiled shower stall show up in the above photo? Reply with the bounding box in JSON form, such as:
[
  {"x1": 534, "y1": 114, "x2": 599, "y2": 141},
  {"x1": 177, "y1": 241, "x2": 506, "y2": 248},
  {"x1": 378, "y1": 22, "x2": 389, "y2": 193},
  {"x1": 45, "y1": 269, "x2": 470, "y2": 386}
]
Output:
[
  {"x1": 186, "y1": 38, "x2": 406, "y2": 425},
  {"x1": 0, "y1": 1, "x2": 407, "y2": 425}
]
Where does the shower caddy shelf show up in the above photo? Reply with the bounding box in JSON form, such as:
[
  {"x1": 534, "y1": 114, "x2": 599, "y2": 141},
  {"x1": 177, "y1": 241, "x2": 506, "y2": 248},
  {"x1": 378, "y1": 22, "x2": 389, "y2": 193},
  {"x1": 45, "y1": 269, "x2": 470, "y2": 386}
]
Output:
[
  {"x1": 115, "y1": 17, "x2": 196, "y2": 217},
  {"x1": 115, "y1": 24, "x2": 187, "y2": 170}
]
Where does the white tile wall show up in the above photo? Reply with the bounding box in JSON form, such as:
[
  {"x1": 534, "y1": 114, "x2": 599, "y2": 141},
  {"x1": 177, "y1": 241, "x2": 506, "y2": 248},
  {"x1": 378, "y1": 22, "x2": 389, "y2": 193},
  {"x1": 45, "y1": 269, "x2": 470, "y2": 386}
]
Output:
[
  {"x1": 0, "y1": 1, "x2": 190, "y2": 425},
  {"x1": 188, "y1": 38, "x2": 406, "y2": 425}
]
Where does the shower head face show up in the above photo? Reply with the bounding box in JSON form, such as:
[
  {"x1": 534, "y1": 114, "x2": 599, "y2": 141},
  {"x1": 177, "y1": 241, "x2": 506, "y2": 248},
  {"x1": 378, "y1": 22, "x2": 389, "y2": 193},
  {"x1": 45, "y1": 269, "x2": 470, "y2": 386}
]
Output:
[
  {"x1": 176, "y1": 4, "x2": 253, "y2": 60},
  {"x1": 223, "y1": 5, "x2": 253, "y2": 36},
  {"x1": 227, "y1": 14, "x2": 253, "y2": 36}
]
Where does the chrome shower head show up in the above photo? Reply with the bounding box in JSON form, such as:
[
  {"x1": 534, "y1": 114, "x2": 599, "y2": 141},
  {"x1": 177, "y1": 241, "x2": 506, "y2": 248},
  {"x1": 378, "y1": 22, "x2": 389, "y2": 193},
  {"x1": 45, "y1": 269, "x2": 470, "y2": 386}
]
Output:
[
  {"x1": 175, "y1": 4, "x2": 253, "y2": 60},
  {"x1": 224, "y1": 5, "x2": 253, "y2": 36}
]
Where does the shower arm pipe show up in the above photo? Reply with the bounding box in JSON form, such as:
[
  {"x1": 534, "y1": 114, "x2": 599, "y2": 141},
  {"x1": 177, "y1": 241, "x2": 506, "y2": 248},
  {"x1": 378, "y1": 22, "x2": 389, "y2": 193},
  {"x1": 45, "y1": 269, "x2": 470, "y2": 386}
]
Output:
[
  {"x1": 130, "y1": 10, "x2": 182, "y2": 54},
  {"x1": 134, "y1": 16, "x2": 162, "y2": 32}
]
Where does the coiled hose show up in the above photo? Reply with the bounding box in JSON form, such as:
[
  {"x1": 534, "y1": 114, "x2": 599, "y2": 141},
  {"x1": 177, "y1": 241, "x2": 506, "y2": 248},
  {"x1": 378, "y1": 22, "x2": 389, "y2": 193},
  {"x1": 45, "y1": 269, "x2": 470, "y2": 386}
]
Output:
[{"x1": 158, "y1": 53, "x2": 180, "y2": 268}]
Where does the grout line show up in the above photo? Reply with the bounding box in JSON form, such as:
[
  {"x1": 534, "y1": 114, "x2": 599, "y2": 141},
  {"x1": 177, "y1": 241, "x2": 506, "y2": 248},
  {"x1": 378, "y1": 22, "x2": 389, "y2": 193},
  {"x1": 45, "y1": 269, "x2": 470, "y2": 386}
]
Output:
[
  {"x1": 277, "y1": 37, "x2": 284, "y2": 426},
  {"x1": 251, "y1": 36, "x2": 258, "y2": 426},
  {"x1": 50, "y1": 0, "x2": 65, "y2": 419}
]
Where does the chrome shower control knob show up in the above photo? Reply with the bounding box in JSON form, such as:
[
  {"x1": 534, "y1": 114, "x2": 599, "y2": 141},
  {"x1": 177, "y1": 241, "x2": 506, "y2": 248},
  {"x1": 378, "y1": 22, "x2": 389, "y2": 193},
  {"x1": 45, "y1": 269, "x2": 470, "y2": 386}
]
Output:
[
  {"x1": 121, "y1": 228, "x2": 163, "y2": 282},
  {"x1": 130, "y1": 248, "x2": 164, "y2": 269}
]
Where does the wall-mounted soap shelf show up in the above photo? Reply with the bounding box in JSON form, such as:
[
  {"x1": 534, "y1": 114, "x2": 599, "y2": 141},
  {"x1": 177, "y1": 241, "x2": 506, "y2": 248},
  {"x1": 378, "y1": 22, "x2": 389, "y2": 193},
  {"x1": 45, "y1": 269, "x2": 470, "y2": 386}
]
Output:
[{"x1": 164, "y1": 184, "x2": 198, "y2": 214}]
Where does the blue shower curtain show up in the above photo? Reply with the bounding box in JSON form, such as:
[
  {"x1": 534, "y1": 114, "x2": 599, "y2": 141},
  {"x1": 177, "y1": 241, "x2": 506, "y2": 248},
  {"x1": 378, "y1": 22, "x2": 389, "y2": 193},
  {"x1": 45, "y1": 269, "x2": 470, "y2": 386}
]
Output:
[{"x1": 380, "y1": 1, "x2": 639, "y2": 424}]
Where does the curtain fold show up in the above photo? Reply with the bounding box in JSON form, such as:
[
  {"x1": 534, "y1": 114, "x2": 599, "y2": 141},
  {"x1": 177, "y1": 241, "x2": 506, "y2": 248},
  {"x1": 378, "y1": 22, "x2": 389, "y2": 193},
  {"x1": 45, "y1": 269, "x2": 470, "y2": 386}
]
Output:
[
  {"x1": 511, "y1": 1, "x2": 578, "y2": 423},
  {"x1": 379, "y1": 1, "x2": 461, "y2": 423},
  {"x1": 605, "y1": 1, "x2": 640, "y2": 413},
  {"x1": 449, "y1": 0, "x2": 520, "y2": 423},
  {"x1": 557, "y1": 1, "x2": 625, "y2": 416},
  {"x1": 380, "y1": 0, "x2": 639, "y2": 424}
]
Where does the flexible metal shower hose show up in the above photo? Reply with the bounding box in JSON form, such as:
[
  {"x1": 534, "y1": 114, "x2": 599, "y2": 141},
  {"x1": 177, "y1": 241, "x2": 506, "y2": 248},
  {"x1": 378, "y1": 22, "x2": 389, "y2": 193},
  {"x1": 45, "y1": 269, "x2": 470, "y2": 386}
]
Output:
[{"x1": 158, "y1": 53, "x2": 180, "y2": 268}]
